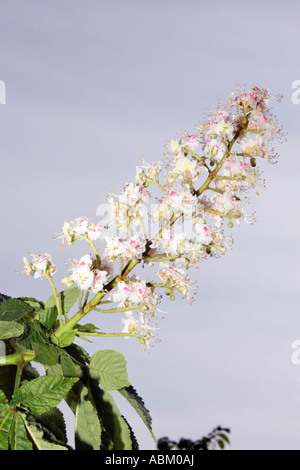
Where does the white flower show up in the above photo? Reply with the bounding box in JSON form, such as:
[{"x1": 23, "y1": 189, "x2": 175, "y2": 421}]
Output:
[
  {"x1": 67, "y1": 254, "x2": 108, "y2": 292},
  {"x1": 239, "y1": 134, "x2": 268, "y2": 159},
  {"x1": 21, "y1": 253, "x2": 56, "y2": 279},
  {"x1": 114, "y1": 182, "x2": 150, "y2": 207},
  {"x1": 180, "y1": 134, "x2": 201, "y2": 152},
  {"x1": 70, "y1": 217, "x2": 89, "y2": 235},
  {"x1": 135, "y1": 159, "x2": 162, "y2": 185},
  {"x1": 91, "y1": 269, "x2": 109, "y2": 293},
  {"x1": 153, "y1": 187, "x2": 203, "y2": 227},
  {"x1": 151, "y1": 233, "x2": 204, "y2": 264},
  {"x1": 166, "y1": 155, "x2": 206, "y2": 184},
  {"x1": 156, "y1": 262, "x2": 194, "y2": 299},
  {"x1": 194, "y1": 223, "x2": 213, "y2": 246},
  {"x1": 121, "y1": 311, "x2": 159, "y2": 347},
  {"x1": 104, "y1": 235, "x2": 146, "y2": 261},
  {"x1": 68, "y1": 254, "x2": 94, "y2": 290},
  {"x1": 109, "y1": 278, "x2": 160, "y2": 314},
  {"x1": 87, "y1": 222, "x2": 104, "y2": 241},
  {"x1": 169, "y1": 139, "x2": 183, "y2": 156},
  {"x1": 216, "y1": 156, "x2": 260, "y2": 192},
  {"x1": 58, "y1": 216, "x2": 104, "y2": 245},
  {"x1": 236, "y1": 86, "x2": 272, "y2": 112},
  {"x1": 203, "y1": 139, "x2": 225, "y2": 161},
  {"x1": 209, "y1": 193, "x2": 252, "y2": 225},
  {"x1": 107, "y1": 182, "x2": 150, "y2": 233},
  {"x1": 211, "y1": 117, "x2": 235, "y2": 141}
]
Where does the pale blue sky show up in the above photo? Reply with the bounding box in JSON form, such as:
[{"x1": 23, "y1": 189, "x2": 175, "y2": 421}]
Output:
[{"x1": 0, "y1": 0, "x2": 300, "y2": 450}]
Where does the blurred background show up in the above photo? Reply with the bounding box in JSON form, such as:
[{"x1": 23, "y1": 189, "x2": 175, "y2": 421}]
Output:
[{"x1": 0, "y1": 0, "x2": 299, "y2": 450}]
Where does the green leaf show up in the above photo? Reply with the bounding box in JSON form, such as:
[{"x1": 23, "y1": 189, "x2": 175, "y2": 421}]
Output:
[
  {"x1": 34, "y1": 408, "x2": 67, "y2": 444},
  {"x1": 12, "y1": 376, "x2": 79, "y2": 415},
  {"x1": 9, "y1": 412, "x2": 33, "y2": 450},
  {"x1": 75, "y1": 386, "x2": 101, "y2": 450},
  {"x1": 31, "y1": 342, "x2": 58, "y2": 366},
  {"x1": 217, "y1": 439, "x2": 225, "y2": 449},
  {"x1": 0, "y1": 321, "x2": 24, "y2": 340},
  {"x1": 0, "y1": 298, "x2": 33, "y2": 322},
  {"x1": 18, "y1": 297, "x2": 45, "y2": 311},
  {"x1": 39, "y1": 306, "x2": 58, "y2": 329},
  {"x1": 46, "y1": 287, "x2": 79, "y2": 317},
  {"x1": 77, "y1": 323, "x2": 98, "y2": 332},
  {"x1": 14, "y1": 320, "x2": 48, "y2": 353},
  {"x1": 118, "y1": 385, "x2": 155, "y2": 441},
  {"x1": 89, "y1": 350, "x2": 131, "y2": 391},
  {"x1": 61, "y1": 287, "x2": 80, "y2": 314},
  {"x1": 0, "y1": 405, "x2": 14, "y2": 450},
  {"x1": 0, "y1": 406, "x2": 32, "y2": 450},
  {"x1": 57, "y1": 348, "x2": 83, "y2": 378},
  {"x1": 90, "y1": 384, "x2": 135, "y2": 450},
  {"x1": 218, "y1": 432, "x2": 230, "y2": 445},
  {"x1": 19, "y1": 298, "x2": 45, "y2": 321},
  {"x1": 51, "y1": 329, "x2": 77, "y2": 348},
  {"x1": 23, "y1": 420, "x2": 69, "y2": 450},
  {"x1": 0, "y1": 390, "x2": 8, "y2": 404}
]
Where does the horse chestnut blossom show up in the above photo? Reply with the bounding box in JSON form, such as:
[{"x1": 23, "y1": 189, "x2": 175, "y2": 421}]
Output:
[
  {"x1": 18, "y1": 85, "x2": 285, "y2": 348},
  {"x1": 66, "y1": 254, "x2": 109, "y2": 293},
  {"x1": 21, "y1": 252, "x2": 56, "y2": 279},
  {"x1": 104, "y1": 234, "x2": 147, "y2": 262},
  {"x1": 121, "y1": 311, "x2": 159, "y2": 347},
  {"x1": 156, "y1": 262, "x2": 194, "y2": 300},
  {"x1": 109, "y1": 278, "x2": 160, "y2": 315},
  {"x1": 59, "y1": 216, "x2": 104, "y2": 246}
]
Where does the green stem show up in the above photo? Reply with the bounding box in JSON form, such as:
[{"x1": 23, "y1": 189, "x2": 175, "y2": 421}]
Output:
[
  {"x1": 182, "y1": 146, "x2": 205, "y2": 162},
  {"x1": 213, "y1": 175, "x2": 246, "y2": 181},
  {"x1": 146, "y1": 283, "x2": 169, "y2": 289},
  {"x1": 207, "y1": 186, "x2": 224, "y2": 194},
  {"x1": 204, "y1": 208, "x2": 231, "y2": 219},
  {"x1": 236, "y1": 152, "x2": 256, "y2": 158},
  {"x1": 144, "y1": 255, "x2": 178, "y2": 262},
  {"x1": 44, "y1": 273, "x2": 64, "y2": 325},
  {"x1": 119, "y1": 257, "x2": 124, "y2": 275},
  {"x1": 0, "y1": 351, "x2": 36, "y2": 367},
  {"x1": 78, "y1": 236, "x2": 102, "y2": 269},
  {"x1": 13, "y1": 363, "x2": 23, "y2": 395},
  {"x1": 52, "y1": 260, "x2": 141, "y2": 343},
  {"x1": 78, "y1": 290, "x2": 83, "y2": 312},
  {"x1": 82, "y1": 290, "x2": 90, "y2": 308},
  {"x1": 93, "y1": 305, "x2": 143, "y2": 313},
  {"x1": 196, "y1": 114, "x2": 250, "y2": 197},
  {"x1": 77, "y1": 332, "x2": 140, "y2": 339}
]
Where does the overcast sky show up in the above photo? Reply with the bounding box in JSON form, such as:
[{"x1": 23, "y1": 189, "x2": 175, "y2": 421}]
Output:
[{"x1": 0, "y1": 0, "x2": 300, "y2": 450}]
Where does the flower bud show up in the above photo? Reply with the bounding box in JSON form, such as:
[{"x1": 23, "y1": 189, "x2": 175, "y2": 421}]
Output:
[
  {"x1": 61, "y1": 277, "x2": 74, "y2": 288},
  {"x1": 128, "y1": 323, "x2": 138, "y2": 333}
]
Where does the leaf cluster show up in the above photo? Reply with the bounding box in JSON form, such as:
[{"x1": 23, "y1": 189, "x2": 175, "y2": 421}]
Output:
[
  {"x1": 157, "y1": 426, "x2": 231, "y2": 451},
  {"x1": 0, "y1": 291, "x2": 155, "y2": 450}
]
